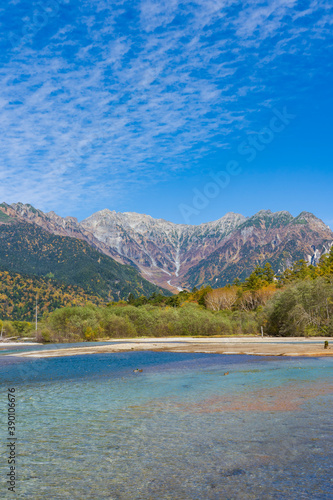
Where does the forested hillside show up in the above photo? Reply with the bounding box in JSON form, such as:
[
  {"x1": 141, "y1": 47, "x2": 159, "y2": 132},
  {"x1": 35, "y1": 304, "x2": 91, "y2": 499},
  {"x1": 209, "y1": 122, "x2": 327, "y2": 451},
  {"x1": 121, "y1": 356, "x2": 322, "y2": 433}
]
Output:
[
  {"x1": 0, "y1": 220, "x2": 170, "y2": 305},
  {"x1": 0, "y1": 270, "x2": 104, "y2": 321}
]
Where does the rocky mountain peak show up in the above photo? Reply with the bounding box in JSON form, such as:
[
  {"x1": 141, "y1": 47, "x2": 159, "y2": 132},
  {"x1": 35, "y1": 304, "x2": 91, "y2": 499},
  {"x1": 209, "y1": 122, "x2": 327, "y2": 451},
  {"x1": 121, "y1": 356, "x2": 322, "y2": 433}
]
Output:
[{"x1": 255, "y1": 209, "x2": 273, "y2": 216}]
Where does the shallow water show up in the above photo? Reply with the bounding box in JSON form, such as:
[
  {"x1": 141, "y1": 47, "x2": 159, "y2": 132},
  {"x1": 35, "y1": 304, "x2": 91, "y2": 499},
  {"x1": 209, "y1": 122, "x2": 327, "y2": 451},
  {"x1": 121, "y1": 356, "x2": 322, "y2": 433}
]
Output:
[{"x1": 0, "y1": 351, "x2": 332, "y2": 499}]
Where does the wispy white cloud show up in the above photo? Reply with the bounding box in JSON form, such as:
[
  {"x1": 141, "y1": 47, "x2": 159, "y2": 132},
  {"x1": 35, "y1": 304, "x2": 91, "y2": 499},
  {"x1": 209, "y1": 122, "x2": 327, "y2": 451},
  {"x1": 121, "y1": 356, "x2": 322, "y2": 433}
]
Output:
[{"x1": 0, "y1": 0, "x2": 332, "y2": 214}]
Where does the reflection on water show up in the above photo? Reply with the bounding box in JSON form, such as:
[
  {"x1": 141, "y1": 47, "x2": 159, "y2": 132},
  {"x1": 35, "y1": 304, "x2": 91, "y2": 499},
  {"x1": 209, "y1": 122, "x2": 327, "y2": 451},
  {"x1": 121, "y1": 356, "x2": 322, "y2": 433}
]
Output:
[{"x1": 0, "y1": 352, "x2": 332, "y2": 499}]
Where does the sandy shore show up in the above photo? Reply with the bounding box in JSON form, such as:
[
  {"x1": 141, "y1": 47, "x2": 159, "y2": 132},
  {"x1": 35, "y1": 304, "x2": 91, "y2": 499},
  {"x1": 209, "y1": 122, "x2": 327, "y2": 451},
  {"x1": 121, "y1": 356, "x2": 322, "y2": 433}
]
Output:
[{"x1": 6, "y1": 336, "x2": 333, "y2": 358}]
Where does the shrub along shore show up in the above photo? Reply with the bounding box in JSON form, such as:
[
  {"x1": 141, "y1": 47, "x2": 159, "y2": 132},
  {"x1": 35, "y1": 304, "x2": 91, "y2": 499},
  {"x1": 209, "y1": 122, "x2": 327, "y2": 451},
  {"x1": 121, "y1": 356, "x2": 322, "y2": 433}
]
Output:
[{"x1": 1, "y1": 248, "x2": 333, "y2": 343}]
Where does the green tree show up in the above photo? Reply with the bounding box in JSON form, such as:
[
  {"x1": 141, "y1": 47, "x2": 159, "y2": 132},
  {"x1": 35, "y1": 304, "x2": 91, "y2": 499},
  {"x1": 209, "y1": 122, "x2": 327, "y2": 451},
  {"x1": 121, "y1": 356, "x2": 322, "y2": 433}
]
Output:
[{"x1": 265, "y1": 277, "x2": 333, "y2": 336}]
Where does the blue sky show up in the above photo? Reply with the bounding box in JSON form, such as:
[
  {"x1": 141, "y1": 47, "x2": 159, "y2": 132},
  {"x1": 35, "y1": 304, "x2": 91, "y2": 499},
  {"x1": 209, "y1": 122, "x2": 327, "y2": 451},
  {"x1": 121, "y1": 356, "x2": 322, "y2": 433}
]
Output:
[{"x1": 0, "y1": 0, "x2": 332, "y2": 226}]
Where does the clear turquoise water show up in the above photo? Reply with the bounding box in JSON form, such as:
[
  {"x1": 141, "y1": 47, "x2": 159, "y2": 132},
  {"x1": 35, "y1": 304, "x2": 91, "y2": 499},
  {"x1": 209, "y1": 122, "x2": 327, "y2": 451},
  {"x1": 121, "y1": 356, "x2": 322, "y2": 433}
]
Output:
[{"x1": 0, "y1": 351, "x2": 332, "y2": 499}]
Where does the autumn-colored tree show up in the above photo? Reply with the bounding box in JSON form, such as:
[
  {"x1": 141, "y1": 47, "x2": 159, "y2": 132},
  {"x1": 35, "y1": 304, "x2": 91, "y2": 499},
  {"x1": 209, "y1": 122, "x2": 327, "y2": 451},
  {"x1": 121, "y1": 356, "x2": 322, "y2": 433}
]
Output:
[
  {"x1": 205, "y1": 286, "x2": 238, "y2": 311},
  {"x1": 237, "y1": 284, "x2": 277, "y2": 311}
]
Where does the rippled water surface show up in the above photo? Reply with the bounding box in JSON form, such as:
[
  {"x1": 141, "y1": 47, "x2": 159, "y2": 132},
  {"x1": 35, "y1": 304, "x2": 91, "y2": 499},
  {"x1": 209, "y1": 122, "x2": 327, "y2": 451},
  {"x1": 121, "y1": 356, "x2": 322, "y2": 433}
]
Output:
[{"x1": 0, "y1": 351, "x2": 332, "y2": 499}]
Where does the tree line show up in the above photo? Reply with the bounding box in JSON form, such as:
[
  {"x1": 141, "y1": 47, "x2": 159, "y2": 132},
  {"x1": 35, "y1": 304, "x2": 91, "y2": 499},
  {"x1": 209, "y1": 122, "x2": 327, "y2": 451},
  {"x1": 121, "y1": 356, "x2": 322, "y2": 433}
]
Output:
[{"x1": 2, "y1": 247, "x2": 333, "y2": 340}]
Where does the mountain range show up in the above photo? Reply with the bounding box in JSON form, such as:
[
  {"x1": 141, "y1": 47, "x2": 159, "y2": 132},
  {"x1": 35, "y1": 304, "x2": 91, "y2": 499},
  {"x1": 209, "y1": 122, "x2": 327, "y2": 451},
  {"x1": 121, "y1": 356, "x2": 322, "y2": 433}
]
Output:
[{"x1": 1, "y1": 202, "x2": 332, "y2": 293}]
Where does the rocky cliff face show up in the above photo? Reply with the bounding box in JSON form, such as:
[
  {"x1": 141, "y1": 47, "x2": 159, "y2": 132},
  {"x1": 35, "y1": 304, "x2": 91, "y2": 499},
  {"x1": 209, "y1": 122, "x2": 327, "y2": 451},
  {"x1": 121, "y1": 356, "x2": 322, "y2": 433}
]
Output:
[
  {"x1": 1, "y1": 203, "x2": 332, "y2": 292},
  {"x1": 183, "y1": 210, "x2": 333, "y2": 289},
  {"x1": 80, "y1": 210, "x2": 246, "y2": 291}
]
